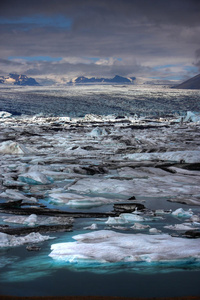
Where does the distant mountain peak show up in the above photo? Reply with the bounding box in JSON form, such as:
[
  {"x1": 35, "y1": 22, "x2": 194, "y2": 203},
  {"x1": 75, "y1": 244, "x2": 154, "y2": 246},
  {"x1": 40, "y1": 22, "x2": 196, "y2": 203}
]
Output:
[
  {"x1": 173, "y1": 73, "x2": 200, "y2": 90},
  {"x1": 0, "y1": 73, "x2": 39, "y2": 86}
]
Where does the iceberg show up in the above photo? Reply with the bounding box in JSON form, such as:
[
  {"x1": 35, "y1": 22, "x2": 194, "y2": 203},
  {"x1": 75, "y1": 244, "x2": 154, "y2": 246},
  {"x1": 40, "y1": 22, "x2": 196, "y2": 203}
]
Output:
[
  {"x1": 0, "y1": 141, "x2": 31, "y2": 155},
  {"x1": 0, "y1": 111, "x2": 12, "y2": 118},
  {"x1": 88, "y1": 127, "x2": 108, "y2": 137},
  {"x1": 0, "y1": 232, "x2": 54, "y2": 248},
  {"x1": 106, "y1": 213, "x2": 145, "y2": 225},
  {"x1": 164, "y1": 223, "x2": 199, "y2": 231},
  {"x1": 48, "y1": 191, "x2": 119, "y2": 207},
  {"x1": 49, "y1": 230, "x2": 200, "y2": 264},
  {"x1": 172, "y1": 208, "x2": 193, "y2": 218},
  {"x1": 19, "y1": 171, "x2": 54, "y2": 185}
]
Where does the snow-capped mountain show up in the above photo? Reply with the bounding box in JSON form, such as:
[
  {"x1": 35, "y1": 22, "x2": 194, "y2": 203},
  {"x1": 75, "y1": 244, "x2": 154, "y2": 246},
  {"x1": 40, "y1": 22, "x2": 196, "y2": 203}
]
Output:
[
  {"x1": 69, "y1": 75, "x2": 136, "y2": 85},
  {"x1": 0, "y1": 73, "x2": 39, "y2": 86}
]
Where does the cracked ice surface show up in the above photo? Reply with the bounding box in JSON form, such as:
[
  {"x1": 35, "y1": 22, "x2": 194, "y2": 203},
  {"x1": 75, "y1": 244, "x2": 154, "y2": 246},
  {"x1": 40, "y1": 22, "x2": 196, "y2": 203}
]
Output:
[{"x1": 49, "y1": 230, "x2": 200, "y2": 263}]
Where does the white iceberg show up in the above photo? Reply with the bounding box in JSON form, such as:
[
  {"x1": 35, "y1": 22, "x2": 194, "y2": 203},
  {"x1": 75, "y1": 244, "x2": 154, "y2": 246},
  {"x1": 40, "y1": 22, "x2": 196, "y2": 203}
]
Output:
[
  {"x1": 83, "y1": 223, "x2": 98, "y2": 230},
  {"x1": 131, "y1": 223, "x2": 150, "y2": 230},
  {"x1": 172, "y1": 208, "x2": 193, "y2": 218},
  {"x1": 0, "y1": 111, "x2": 12, "y2": 118},
  {"x1": 0, "y1": 232, "x2": 54, "y2": 248},
  {"x1": 19, "y1": 171, "x2": 54, "y2": 185},
  {"x1": 49, "y1": 230, "x2": 200, "y2": 263},
  {"x1": 106, "y1": 213, "x2": 145, "y2": 225},
  {"x1": 0, "y1": 141, "x2": 31, "y2": 155},
  {"x1": 164, "y1": 223, "x2": 199, "y2": 231},
  {"x1": 88, "y1": 127, "x2": 108, "y2": 137},
  {"x1": 48, "y1": 191, "x2": 119, "y2": 207}
]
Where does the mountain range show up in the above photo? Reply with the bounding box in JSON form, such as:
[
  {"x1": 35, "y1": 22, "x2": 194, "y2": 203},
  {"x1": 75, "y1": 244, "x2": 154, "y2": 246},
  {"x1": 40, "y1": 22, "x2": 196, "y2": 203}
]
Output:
[
  {"x1": 70, "y1": 75, "x2": 136, "y2": 84},
  {"x1": 0, "y1": 73, "x2": 39, "y2": 86}
]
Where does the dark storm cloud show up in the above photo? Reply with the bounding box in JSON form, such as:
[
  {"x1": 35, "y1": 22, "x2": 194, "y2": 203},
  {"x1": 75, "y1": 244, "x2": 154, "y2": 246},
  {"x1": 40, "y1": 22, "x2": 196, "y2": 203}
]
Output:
[{"x1": 0, "y1": 0, "x2": 199, "y2": 80}]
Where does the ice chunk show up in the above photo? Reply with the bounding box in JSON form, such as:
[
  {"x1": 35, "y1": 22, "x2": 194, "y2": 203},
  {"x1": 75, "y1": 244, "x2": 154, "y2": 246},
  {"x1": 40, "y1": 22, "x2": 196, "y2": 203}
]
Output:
[
  {"x1": 0, "y1": 141, "x2": 31, "y2": 154},
  {"x1": 23, "y1": 214, "x2": 37, "y2": 226},
  {"x1": 0, "y1": 111, "x2": 12, "y2": 118},
  {"x1": 0, "y1": 189, "x2": 37, "y2": 202},
  {"x1": 172, "y1": 208, "x2": 193, "y2": 218},
  {"x1": 88, "y1": 127, "x2": 108, "y2": 137},
  {"x1": 164, "y1": 223, "x2": 199, "y2": 231},
  {"x1": 83, "y1": 224, "x2": 98, "y2": 230},
  {"x1": 131, "y1": 223, "x2": 150, "y2": 230},
  {"x1": 49, "y1": 230, "x2": 200, "y2": 263},
  {"x1": 48, "y1": 192, "x2": 117, "y2": 207},
  {"x1": 183, "y1": 111, "x2": 200, "y2": 123},
  {"x1": 106, "y1": 213, "x2": 145, "y2": 225},
  {"x1": 149, "y1": 228, "x2": 161, "y2": 234},
  {"x1": 0, "y1": 232, "x2": 54, "y2": 248},
  {"x1": 19, "y1": 171, "x2": 54, "y2": 185}
]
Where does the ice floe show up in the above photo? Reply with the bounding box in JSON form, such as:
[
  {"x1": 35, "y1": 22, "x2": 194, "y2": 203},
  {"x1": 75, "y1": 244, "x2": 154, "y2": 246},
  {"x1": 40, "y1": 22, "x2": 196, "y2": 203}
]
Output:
[
  {"x1": 123, "y1": 150, "x2": 200, "y2": 164},
  {"x1": 19, "y1": 171, "x2": 54, "y2": 185},
  {"x1": 0, "y1": 232, "x2": 54, "y2": 248},
  {"x1": 49, "y1": 230, "x2": 200, "y2": 263},
  {"x1": 172, "y1": 208, "x2": 193, "y2": 218},
  {"x1": 164, "y1": 223, "x2": 199, "y2": 231},
  {"x1": 106, "y1": 213, "x2": 145, "y2": 225}
]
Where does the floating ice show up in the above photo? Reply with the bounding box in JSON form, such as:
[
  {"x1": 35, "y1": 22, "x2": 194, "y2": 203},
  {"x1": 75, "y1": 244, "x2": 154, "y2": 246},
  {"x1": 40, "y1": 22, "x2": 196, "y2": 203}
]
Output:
[
  {"x1": 49, "y1": 230, "x2": 200, "y2": 264},
  {"x1": 106, "y1": 213, "x2": 145, "y2": 225},
  {"x1": 149, "y1": 228, "x2": 161, "y2": 234},
  {"x1": 83, "y1": 224, "x2": 98, "y2": 230},
  {"x1": 164, "y1": 223, "x2": 199, "y2": 231},
  {"x1": 48, "y1": 191, "x2": 118, "y2": 207},
  {"x1": 172, "y1": 208, "x2": 193, "y2": 218},
  {"x1": 19, "y1": 171, "x2": 54, "y2": 185},
  {"x1": 0, "y1": 189, "x2": 37, "y2": 202},
  {"x1": 0, "y1": 232, "x2": 54, "y2": 248},
  {"x1": 3, "y1": 215, "x2": 73, "y2": 226},
  {"x1": 131, "y1": 223, "x2": 150, "y2": 230},
  {"x1": 0, "y1": 141, "x2": 31, "y2": 154}
]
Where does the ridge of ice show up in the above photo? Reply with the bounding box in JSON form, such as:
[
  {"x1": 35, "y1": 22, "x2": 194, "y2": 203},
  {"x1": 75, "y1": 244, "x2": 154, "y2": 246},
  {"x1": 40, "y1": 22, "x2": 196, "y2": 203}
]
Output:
[{"x1": 123, "y1": 150, "x2": 200, "y2": 163}]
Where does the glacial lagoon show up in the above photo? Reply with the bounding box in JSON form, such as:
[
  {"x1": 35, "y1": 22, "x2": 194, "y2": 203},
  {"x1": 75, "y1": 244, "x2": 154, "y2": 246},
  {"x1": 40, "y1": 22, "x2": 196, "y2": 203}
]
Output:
[{"x1": 0, "y1": 85, "x2": 200, "y2": 297}]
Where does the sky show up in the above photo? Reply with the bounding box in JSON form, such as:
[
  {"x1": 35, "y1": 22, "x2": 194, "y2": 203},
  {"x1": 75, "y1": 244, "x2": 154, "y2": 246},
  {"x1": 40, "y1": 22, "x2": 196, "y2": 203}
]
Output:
[{"x1": 0, "y1": 0, "x2": 200, "y2": 84}]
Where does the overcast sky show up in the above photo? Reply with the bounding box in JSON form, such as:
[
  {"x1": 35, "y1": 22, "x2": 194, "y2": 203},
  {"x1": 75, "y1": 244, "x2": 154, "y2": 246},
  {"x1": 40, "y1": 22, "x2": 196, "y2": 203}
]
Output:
[{"x1": 0, "y1": 0, "x2": 200, "y2": 82}]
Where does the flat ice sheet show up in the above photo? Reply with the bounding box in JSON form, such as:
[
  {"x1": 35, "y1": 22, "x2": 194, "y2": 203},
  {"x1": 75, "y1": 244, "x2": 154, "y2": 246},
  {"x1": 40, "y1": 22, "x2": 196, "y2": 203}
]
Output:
[{"x1": 49, "y1": 230, "x2": 200, "y2": 264}]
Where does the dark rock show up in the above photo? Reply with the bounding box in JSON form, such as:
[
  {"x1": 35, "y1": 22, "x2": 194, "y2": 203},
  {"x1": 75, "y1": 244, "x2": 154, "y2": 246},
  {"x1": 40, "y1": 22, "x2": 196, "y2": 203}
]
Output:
[
  {"x1": 26, "y1": 245, "x2": 41, "y2": 251},
  {"x1": 0, "y1": 224, "x2": 73, "y2": 235},
  {"x1": 182, "y1": 230, "x2": 200, "y2": 238},
  {"x1": 127, "y1": 196, "x2": 136, "y2": 200},
  {"x1": 173, "y1": 73, "x2": 200, "y2": 90},
  {"x1": 113, "y1": 202, "x2": 145, "y2": 213},
  {"x1": 0, "y1": 200, "x2": 23, "y2": 209}
]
